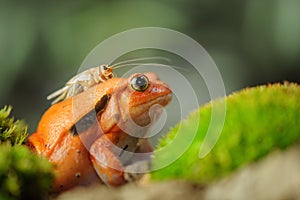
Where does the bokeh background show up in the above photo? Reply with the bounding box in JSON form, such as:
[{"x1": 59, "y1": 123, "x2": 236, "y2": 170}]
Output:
[{"x1": 1, "y1": 0, "x2": 299, "y2": 132}]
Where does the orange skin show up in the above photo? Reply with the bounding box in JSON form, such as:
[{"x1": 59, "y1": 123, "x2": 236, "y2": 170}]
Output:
[{"x1": 27, "y1": 73, "x2": 172, "y2": 192}]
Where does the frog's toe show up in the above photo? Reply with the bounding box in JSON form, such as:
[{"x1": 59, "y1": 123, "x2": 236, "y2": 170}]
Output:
[{"x1": 124, "y1": 160, "x2": 150, "y2": 182}]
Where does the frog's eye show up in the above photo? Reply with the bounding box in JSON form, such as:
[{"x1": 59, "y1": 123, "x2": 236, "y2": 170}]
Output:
[{"x1": 130, "y1": 74, "x2": 149, "y2": 92}]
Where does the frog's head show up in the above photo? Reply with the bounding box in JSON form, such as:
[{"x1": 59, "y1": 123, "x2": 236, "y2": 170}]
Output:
[{"x1": 99, "y1": 72, "x2": 172, "y2": 133}]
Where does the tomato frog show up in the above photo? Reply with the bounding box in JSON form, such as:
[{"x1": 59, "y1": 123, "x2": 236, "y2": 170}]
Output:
[{"x1": 27, "y1": 72, "x2": 172, "y2": 192}]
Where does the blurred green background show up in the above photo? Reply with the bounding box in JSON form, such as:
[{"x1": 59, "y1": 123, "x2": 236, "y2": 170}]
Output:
[{"x1": 0, "y1": 0, "x2": 299, "y2": 132}]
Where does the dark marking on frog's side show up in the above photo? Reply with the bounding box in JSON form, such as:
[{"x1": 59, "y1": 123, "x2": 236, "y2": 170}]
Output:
[
  {"x1": 75, "y1": 172, "x2": 81, "y2": 179},
  {"x1": 95, "y1": 94, "x2": 110, "y2": 113},
  {"x1": 70, "y1": 94, "x2": 110, "y2": 135},
  {"x1": 119, "y1": 145, "x2": 129, "y2": 157}
]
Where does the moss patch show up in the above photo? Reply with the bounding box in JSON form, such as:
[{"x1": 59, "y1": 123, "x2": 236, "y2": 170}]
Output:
[
  {"x1": 0, "y1": 105, "x2": 54, "y2": 199},
  {"x1": 0, "y1": 143, "x2": 54, "y2": 200},
  {"x1": 151, "y1": 82, "x2": 300, "y2": 183},
  {"x1": 0, "y1": 106, "x2": 28, "y2": 145}
]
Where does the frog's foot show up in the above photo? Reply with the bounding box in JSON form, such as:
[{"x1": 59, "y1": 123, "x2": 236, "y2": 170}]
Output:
[
  {"x1": 124, "y1": 160, "x2": 150, "y2": 182},
  {"x1": 89, "y1": 136, "x2": 126, "y2": 186}
]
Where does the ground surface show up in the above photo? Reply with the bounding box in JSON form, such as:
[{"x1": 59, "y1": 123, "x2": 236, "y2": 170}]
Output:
[{"x1": 55, "y1": 144, "x2": 300, "y2": 200}]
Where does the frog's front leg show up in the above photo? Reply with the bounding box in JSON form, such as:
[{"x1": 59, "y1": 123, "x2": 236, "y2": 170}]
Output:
[
  {"x1": 90, "y1": 134, "x2": 153, "y2": 186},
  {"x1": 89, "y1": 133, "x2": 126, "y2": 186},
  {"x1": 123, "y1": 139, "x2": 153, "y2": 182}
]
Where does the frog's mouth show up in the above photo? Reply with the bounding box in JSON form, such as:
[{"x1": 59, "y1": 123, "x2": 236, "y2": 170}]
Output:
[
  {"x1": 133, "y1": 93, "x2": 172, "y2": 114},
  {"x1": 125, "y1": 93, "x2": 172, "y2": 128},
  {"x1": 114, "y1": 93, "x2": 172, "y2": 138}
]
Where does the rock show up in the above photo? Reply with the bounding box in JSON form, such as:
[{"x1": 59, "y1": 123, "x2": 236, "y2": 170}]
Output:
[
  {"x1": 204, "y1": 144, "x2": 300, "y2": 200},
  {"x1": 54, "y1": 181, "x2": 204, "y2": 200},
  {"x1": 55, "y1": 144, "x2": 300, "y2": 200}
]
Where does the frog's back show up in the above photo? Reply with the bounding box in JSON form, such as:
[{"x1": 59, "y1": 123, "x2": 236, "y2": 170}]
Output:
[{"x1": 28, "y1": 78, "x2": 122, "y2": 155}]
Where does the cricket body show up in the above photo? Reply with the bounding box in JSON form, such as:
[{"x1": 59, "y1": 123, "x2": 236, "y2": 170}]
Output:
[
  {"x1": 47, "y1": 65, "x2": 114, "y2": 104},
  {"x1": 27, "y1": 72, "x2": 172, "y2": 192}
]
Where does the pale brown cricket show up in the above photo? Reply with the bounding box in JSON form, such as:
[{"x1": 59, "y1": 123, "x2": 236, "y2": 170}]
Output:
[
  {"x1": 47, "y1": 57, "x2": 171, "y2": 104},
  {"x1": 47, "y1": 65, "x2": 115, "y2": 104}
]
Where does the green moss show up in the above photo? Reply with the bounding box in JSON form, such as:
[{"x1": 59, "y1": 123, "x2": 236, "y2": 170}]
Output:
[
  {"x1": 0, "y1": 143, "x2": 54, "y2": 200},
  {"x1": 151, "y1": 83, "x2": 300, "y2": 183},
  {"x1": 0, "y1": 105, "x2": 54, "y2": 199},
  {"x1": 0, "y1": 106, "x2": 28, "y2": 146}
]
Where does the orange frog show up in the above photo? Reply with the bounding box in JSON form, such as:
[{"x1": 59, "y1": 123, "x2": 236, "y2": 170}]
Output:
[{"x1": 27, "y1": 73, "x2": 172, "y2": 192}]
